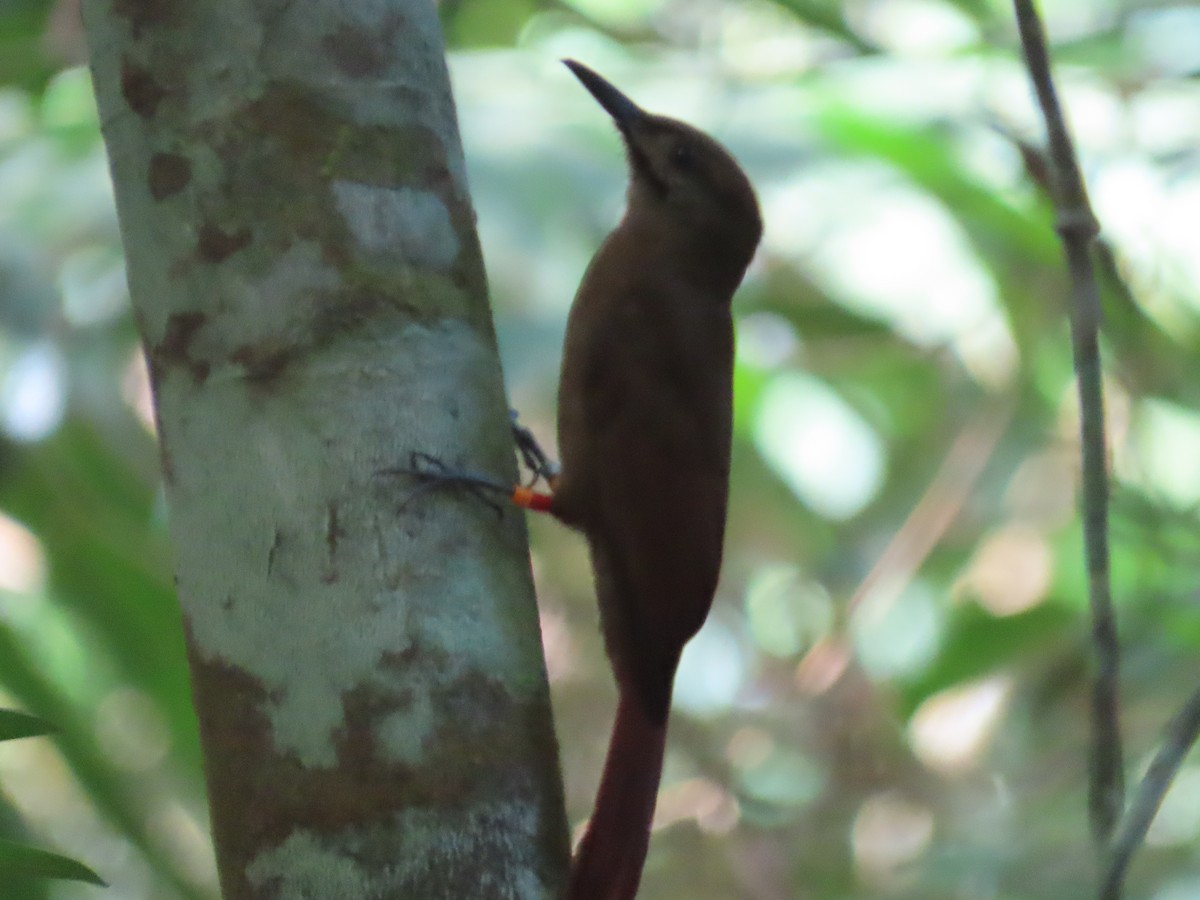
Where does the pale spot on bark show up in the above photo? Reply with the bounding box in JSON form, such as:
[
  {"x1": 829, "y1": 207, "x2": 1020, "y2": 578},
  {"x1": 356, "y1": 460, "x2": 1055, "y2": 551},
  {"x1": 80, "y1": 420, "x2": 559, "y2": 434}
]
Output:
[{"x1": 332, "y1": 181, "x2": 459, "y2": 270}]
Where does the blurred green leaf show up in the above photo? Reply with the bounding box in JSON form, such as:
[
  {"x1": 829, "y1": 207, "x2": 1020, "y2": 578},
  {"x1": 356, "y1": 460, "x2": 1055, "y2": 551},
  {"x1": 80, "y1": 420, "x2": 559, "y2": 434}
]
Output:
[
  {"x1": 0, "y1": 838, "x2": 106, "y2": 886},
  {"x1": 0, "y1": 709, "x2": 56, "y2": 742},
  {"x1": 0, "y1": 623, "x2": 205, "y2": 900},
  {"x1": 763, "y1": 0, "x2": 878, "y2": 53},
  {"x1": 0, "y1": 420, "x2": 202, "y2": 775},
  {"x1": 1094, "y1": 240, "x2": 1200, "y2": 408},
  {"x1": 444, "y1": 0, "x2": 539, "y2": 47},
  {"x1": 39, "y1": 67, "x2": 100, "y2": 158},
  {"x1": 558, "y1": 0, "x2": 667, "y2": 30},
  {"x1": 900, "y1": 602, "x2": 1078, "y2": 718},
  {"x1": 814, "y1": 107, "x2": 1063, "y2": 354},
  {"x1": 0, "y1": 0, "x2": 57, "y2": 92},
  {"x1": 940, "y1": 0, "x2": 998, "y2": 25}
]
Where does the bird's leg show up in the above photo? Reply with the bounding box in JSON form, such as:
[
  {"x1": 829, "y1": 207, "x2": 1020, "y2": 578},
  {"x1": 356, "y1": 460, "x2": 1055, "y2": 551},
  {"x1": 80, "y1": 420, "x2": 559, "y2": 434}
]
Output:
[
  {"x1": 507, "y1": 410, "x2": 558, "y2": 512},
  {"x1": 509, "y1": 409, "x2": 560, "y2": 491},
  {"x1": 383, "y1": 412, "x2": 557, "y2": 514}
]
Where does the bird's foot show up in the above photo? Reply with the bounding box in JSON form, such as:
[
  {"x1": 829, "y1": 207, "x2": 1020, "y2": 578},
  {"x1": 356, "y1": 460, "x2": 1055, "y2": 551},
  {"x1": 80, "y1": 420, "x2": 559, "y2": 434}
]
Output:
[
  {"x1": 382, "y1": 448, "x2": 554, "y2": 516},
  {"x1": 381, "y1": 451, "x2": 512, "y2": 516},
  {"x1": 510, "y1": 409, "x2": 561, "y2": 490}
]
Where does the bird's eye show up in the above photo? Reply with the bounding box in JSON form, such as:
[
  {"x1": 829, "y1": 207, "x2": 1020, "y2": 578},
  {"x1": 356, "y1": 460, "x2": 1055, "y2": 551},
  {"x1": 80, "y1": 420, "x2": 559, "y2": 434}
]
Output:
[{"x1": 669, "y1": 143, "x2": 695, "y2": 170}]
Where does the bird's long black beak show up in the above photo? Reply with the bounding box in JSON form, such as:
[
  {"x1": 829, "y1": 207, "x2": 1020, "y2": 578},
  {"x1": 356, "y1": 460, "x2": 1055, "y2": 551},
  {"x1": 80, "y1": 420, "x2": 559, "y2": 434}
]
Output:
[{"x1": 563, "y1": 59, "x2": 645, "y2": 134}]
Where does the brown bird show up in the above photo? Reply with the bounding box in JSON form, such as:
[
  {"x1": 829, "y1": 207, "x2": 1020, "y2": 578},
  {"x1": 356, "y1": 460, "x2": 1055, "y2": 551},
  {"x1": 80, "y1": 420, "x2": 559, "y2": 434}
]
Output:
[
  {"x1": 399, "y1": 59, "x2": 760, "y2": 899},
  {"x1": 546, "y1": 60, "x2": 762, "y2": 899}
]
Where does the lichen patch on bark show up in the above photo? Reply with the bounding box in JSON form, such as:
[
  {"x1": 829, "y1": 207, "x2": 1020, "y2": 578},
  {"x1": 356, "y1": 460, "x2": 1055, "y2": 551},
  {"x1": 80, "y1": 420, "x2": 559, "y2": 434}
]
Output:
[
  {"x1": 190, "y1": 622, "x2": 561, "y2": 899},
  {"x1": 332, "y1": 181, "x2": 459, "y2": 271}
]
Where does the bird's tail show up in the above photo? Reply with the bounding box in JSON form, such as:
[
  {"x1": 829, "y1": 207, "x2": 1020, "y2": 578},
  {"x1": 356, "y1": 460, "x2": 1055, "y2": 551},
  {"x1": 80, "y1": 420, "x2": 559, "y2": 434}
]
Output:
[{"x1": 564, "y1": 692, "x2": 668, "y2": 900}]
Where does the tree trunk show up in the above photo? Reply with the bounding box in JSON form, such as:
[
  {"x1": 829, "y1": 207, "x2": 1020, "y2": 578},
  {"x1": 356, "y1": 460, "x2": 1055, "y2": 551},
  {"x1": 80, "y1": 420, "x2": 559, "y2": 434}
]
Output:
[{"x1": 82, "y1": 1, "x2": 569, "y2": 897}]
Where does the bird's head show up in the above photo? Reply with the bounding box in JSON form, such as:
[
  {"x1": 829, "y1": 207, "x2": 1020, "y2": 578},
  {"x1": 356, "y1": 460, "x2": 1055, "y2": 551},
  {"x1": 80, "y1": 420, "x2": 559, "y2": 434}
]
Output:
[{"x1": 564, "y1": 59, "x2": 762, "y2": 270}]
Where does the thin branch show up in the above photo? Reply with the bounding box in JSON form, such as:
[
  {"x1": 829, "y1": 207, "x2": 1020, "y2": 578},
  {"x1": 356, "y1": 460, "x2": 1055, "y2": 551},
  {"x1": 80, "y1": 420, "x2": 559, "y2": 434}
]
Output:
[
  {"x1": 1010, "y1": 0, "x2": 1124, "y2": 852},
  {"x1": 1100, "y1": 685, "x2": 1200, "y2": 899},
  {"x1": 845, "y1": 399, "x2": 1013, "y2": 620}
]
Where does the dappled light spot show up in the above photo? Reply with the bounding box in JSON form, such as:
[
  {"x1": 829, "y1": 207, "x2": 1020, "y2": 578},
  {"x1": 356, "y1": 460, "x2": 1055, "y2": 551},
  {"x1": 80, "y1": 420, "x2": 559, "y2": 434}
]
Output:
[
  {"x1": 1004, "y1": 450, "x2": 1076, "y2": 528},
  {"x1": 1146, "y1": 764, "x2": 1200, "y2": 847},
  {"x1": 908, "y1": 675, "x2": 1011, "y2": 773},
  {"x1": 754, "y1": 372, "x2": 884, "y2": 520},
  {"x1": 851, "y1": 581, "x2": 941, "y2": 680},
  {"x1": 60, "y1": 245, "x2": 129, "y2": 326},
  {"x1": 0, "y1": 719, "x2": 78, "y2": 817},
  {"x1": 0, "y1": 511, "x2": 45, "y2": 594},
  {"x1": 148, "y1": 799, "x2": 220, "y2": 891},
  {"x1": 726, "y1": 727, "x2": 774, "y2": 772},
  {"x1": 955, "y1": 315, "x2": 1019, "y2": 390},
  {"x1": 537, "y1": 607, "x2": 576, "y2": 684},
  {"x1": 1126, "y1": 399, "x2": 1200, "y2": 507},
  {"x1": 853, "y1": 0, "x2": 978, "y2": 54},
  {"x1": 735, "y1": 311, "x2": 798, "y2": 369},
  {"x1": 781, "y1": 172, "x2": 1012, "y2": 384},
  {"x1": 0, "y1": 91, "x2": 33, "y2": 142},
  {"x1": 744, "y1": 563, "x2": 833, "y2": 659},
  {"x1": 1153, "y1": 878, "x2": 1200, "y2": 900},
  {"x1": 1129, "y1": 7, "x2": 1200, "y2": 76},
  {"x1": 122, "y1": 348, "x2": 156, "y2": 434},
  {"x1": 960, "y1": 525, "x2": 1052, "y2": 617},
  {"x1": 41, "y1": 67, "x2": 100, "y2": 136},
  {"x1": 1, "y1": 340, "x2": 65, "y2": 441},
  {"x1": 674, "y1": 618, "x2": 747, "y2": 716},
  {"x1": 734, "y1": 742, "x2": 826, "y2": 816},
  {"x1": 1092, "y1": 159, "x2": 1200, "y2": 335},
  {"x1": 851, "y1": 790, "x2": 934, "y2": 880},
  {"x1": 654, "y1": 777, "x2": 739, "y2": 835}
]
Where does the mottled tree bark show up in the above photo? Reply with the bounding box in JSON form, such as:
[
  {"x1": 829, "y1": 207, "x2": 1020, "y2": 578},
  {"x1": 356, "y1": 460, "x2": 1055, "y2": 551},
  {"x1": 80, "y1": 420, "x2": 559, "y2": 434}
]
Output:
[{"x1": 83, "y1": 1, "x2": 569, "y2": 897}]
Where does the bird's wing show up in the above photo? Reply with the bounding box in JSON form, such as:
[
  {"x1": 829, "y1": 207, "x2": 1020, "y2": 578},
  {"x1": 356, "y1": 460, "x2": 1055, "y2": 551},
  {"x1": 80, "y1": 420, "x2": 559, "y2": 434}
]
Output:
[{"x1": 581, "y1": 282, "x2": 734, "y2": 721}]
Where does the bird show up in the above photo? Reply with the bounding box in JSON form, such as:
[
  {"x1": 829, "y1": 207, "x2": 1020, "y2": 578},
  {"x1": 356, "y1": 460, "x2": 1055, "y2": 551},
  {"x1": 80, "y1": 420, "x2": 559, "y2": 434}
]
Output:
[
  {"x1": 546, "y1": 60, "x2": 762, "y2": 900},
  {"x1": 393, "y1": 58, "x2": 761, "y2": 899}
]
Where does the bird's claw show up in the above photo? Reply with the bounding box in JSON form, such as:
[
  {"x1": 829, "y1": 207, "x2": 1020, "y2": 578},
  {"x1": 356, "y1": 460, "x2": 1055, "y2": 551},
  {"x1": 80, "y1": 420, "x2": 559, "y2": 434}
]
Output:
[
  {"x1": 510, "y1": 410, "x2": 561, "y2": 489},
  {"x1": 381, "y1": 452, "x2": 508, "y2": 517},
  {"x1": 385, "y1": 413, "x2": 559, "y2": 516}
]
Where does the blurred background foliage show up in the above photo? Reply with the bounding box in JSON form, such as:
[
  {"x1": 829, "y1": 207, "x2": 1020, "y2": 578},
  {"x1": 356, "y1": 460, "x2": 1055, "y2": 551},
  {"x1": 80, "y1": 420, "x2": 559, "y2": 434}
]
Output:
[{"x1": 0, "y1": 0, "x2": 1199, "y2": 897}]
